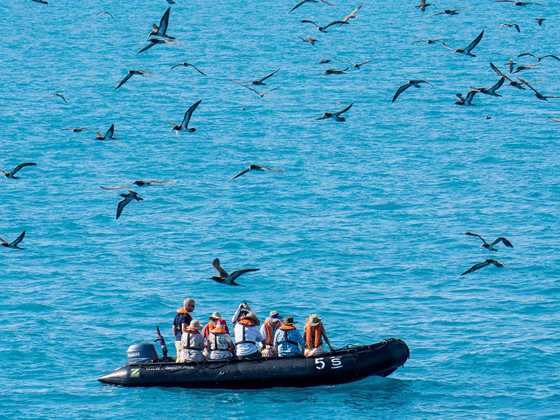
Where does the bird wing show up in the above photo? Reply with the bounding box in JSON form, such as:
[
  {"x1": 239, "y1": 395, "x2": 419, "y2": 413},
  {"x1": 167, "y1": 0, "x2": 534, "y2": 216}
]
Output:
[
  {"x1": 392, "y1": 82, "x2": 412, "y2": 103},
  {"x1": 464, "y1": 30, "x2": 484, "y2": 54},
  {"x1": 335, "y1": 103, "x2": 353, "y2": 116},
  {"x1": 517, "y1": 52, "x2": 536, "y2": 58},
  {"x1": 159, "y1": 7, "x2": 171, "y2": 35},
  {"x1": 138, "y1": 40, "x2": 157, "y2": 54},
  {"x1": 343, "y1": 4, "x2": 362, "y2": 21},
  {"x1": 9, "y1": 231, "x2": 26, "y2": 247},
  {"x1": 290, "y1": 0, "x2": 310, "y2": 12},
  {"x1": 55, "y1": 93, "x2": 68, "y2": 103},
  {"x1": 491, "y1": 237, "x2": 513, "y2": 248},
  {"x1": 231, "y1": 168, "x2": 251, "y2": 180},
  {"x1": 489, "y1": 77, "x2": 505, "y2": 93},
  {"x1": 256, "y1": 68, "x2": 280, "y2": 83},
  {"x1": 116, "y1": 197, "x2": 131, "y2": 220},
  {"x1": 170, "y1": 63, "x2": 184, "y2": 70},
  {"x1": 461, "y1": 260, "x2": 490, "y2": 276},
  {"x1": 11, "y1": 162, "x2": 37, "y2": 175},
  {"x1": 323, "y1": 20, "x2": 349, "y2": 30},
  {"x1": 212, "y1": 258, "x2": 229, "y2": 277},
  {"x1": 190, "y1": 64, "x2": 207, "y2": 75},
  {"x1": 465, "y1": 231, "x2": 486, "y2": 243},
  {"x1": 181, "y1": 100, "x2": 202, "y2": 128},
  {"x1": 489, "y1": 63, "x2": 512, "y2": 81},
  {"x1": 518, "y1": 78, "x2": 540, "y2": 94},
  {"x1": 488, "y1": 259, "x2": 504, "y2": 267},
  {"x1": 320, "y1": 0, "x2": 335, "y2": 5},
  {"x1": 465, "y1": 89, "x2": 478, "y2": 104},
  {"x1": 229, "y1": 268, "x2": 260, "y2": 281},
  {"x1": 539, "y1": 54, "x2": 560, "y2": 62},
  {"x1": 116, "y1": 72, "x2": 134, "y2": 89},
  {"x1": 105, "y1": 124, "x2": 115, "y2": 139},
  {"x1": 0, "y1": 237, "x2": 7, "y2": 245},
  {"x1": 301, "y1": 19, "x2": 320, "y2": 28}
]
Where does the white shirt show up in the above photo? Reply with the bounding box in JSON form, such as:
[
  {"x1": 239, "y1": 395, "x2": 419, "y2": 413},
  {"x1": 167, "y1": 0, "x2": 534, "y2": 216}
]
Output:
[{"x1": 233, "y1": 323, "x2": 263, "y2": 356}]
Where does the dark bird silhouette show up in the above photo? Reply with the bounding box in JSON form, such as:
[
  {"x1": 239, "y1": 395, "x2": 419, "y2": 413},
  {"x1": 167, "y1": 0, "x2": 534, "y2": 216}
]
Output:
[
  {"x1": 2, "y1": 162, "x2": 37, "y2": 179},
  {"x1": 53, "y1": 92, "x2": 68, "y2": 103},
  {"x1": 342, "y1": 4, "x2": 363, "y2": 22},
  {"x1": 138, "y1": 38, "x2": 175, "y2": 54},
  {"x1": 535, "y1": 18, "x2": 545, "y2": 26},
  {"x1": 211, "y1": 258, "x2": 260, "y2": 286},
  {"x1": 392, "y1": 80, "x2": 431, "y2": 103},
  {"x1": 252, "y1": 69, "x2": 280, "y2": 85},
  {"x1": 325, "y1": 67, "x2": 348, "y2": 75},
  {"x1": 352, "y1": 60, "x2": 370, "y2": 69},
  {"x1": 173, "y1": 100, "x2": 202, "y2": 132},
  {"x1": 465, "y1": 232, "x2": 513, "y2": 251},
  {"x1": 170, "y1": 62, "x2": 207, "y2": 75},
  {"x1": 116, "y1": 190, "x2": 143, "y2": 220},
  {"x1": 501, "y1": 23, "x2": 520, "y2": 32},
  {"x1": 496, "y1": 0, "x2": 539, "y2": 5},
  {"x1": 96, "y1": 124, "x2": 115, "y2": 140},
  {"x1": 461, "y1": 259, "x2": 504, "y2": 276},
  {"x1": 290, "y1": 0, "x2": 334, "y2": 13},
  {"x1": 300, "y1": 36, "x2": 318, "y2": 45},
  {"x1": 100, "y1": 180, "x2": 174, "y2": 190},
  {"x1": 64, "y1": 127, "x2": 88, "y2": 133},
  {"x1": 414, "y1": 38, "x2": 444, "y2": 45},
  {"x1": 512, "y1": 64, "x2": 538, "y2": 73},
  {"x1": 490, "y1": 63, "x2": 525, "y2": 90},
  {"x1": 518, "y1": 78, "x2": 560, "y2": 101},
  {"x1": 472, "y1": 77, "x2": 505, "y2": 97},
  {"x1": 442, "y1": 30, "x2": 484, "y2": 57},
  {"x1": 0, "y1": 231, "x2": 26, "y2": 249},
  {"x1": 97, "y1": 11, "x2": 114, "y2": 18},
  {"x1": 432, "y1": 9, "x2": 460, "y2": 16},
  {"x1": 32, "y1": 0, "x2": 48, "y2": 4},
  {"x1": 149, "y1": 8, "x2": 174, "y2": 39},
  {"x1": 455, "y1": 90, "x2": 478, "y2": 106},
  {"x1": 115, "y1": 70, "x2": 146, "y2": 89},
  {"x1": 301, "y1": 19, "x2": 349, "y2": 32},
  {"x1": 318, "y1": 103, "x2": 353, "y2": 121},
  {"x1": 416, "y1": 0, "x2": 432, "y2": 12},
  {"x1": 231, "y1": 164, "x2": 280, "y2": 180}
]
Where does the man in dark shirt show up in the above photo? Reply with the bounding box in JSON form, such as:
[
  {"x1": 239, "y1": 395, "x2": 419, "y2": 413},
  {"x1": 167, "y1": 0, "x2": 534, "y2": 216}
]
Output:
[{"x1": 172, "y1": 298, "x2": 195, "y2": 362}]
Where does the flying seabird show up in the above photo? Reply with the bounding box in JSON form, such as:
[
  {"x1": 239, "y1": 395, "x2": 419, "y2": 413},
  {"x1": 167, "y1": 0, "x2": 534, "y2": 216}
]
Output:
[
  {"x1": 96, "y1": 124, "x2": 115, "y2": 140},
  {"x1": 116, "y1": 190, "x2": 143, "y2": 220},
  {"x1": 231, "y1": 164, "x2": 280, "y2": 180},
  {"x1": 211, "y1": 258, "x2": 260, "y2": 286},
  {"x1": 512, "y1": 64, "x2": 538, "y2": 73},
  {"x1": 461, "y1": 259, "x2": 504, "y2": 276},
  {"x1": 496, "y1": 0, "x2": 539, "y2": 5},
  {"x1": 442, "y1": 30, "x2": 484, "y2": 57},
  {"x1": 0, "y1": 231, "x2": 26, "y2": 249},
  {"x1": 501, "y1": 23, "x2": 520, "y2": 32},
  {"x1": 115, "y1": 70, "x2": 146, "y2": 89},
  {"x1": 172, "y1": 100, "x2": 202, "y2": 132},
  {"x1": 97, "y1": 11, "x2": 114, "y2": 18},
  {"x1": 2, "y1": 162, "x2": 37, "y2": 179},
  {"x1": 325, "y1": 67, "x2": 348, "y2": 75},
  {"x1": 170, "y1": 62, "x2": 207, "y2": 75},
  {"x1": 319, "y1": 58, "x2": 331, "y2": 64},
  {"x1": 252, "y1": 69, "x2": 280, "y2": 85},
  {"x1": 137, "y1": 38, "x2": 175, "y2": 54},
  {"x1": 416, "y1": 0, "x2": 432, "y2": 12},
  {"x1": 352, "y1": 60, "x2": 370, "y2": 69},
  {"x1": 149, "y1": 8, "x2": 175, "y2": 39},
  {"x1": 342, "y1": 4, "x2": 363, "y2": 22},
  {"x1": 518, "y1": 78, "x2": 560, "y2": 100},
  {"x1": 392, "y1": 80, "x2": 431, "y2": 103},
  {"x1": 318, "y1": 103, "x2": 353, "y2": 121},
  {"x1": 290, "y1": 0, "x2": 334, "y2": 13},
  {"x1": 100, "y1": 180, "x2": 174, "y2": 190},
  {"x1": 32, "y1": 0, "x2": 48, "y2": 4},
  {"x1": 53, "y1": 92, "x2": 68, "y2": 103},
  {"x1": 465, "y1": 232, "x2": 513, "y2": 251},
  {"x1": 472, "y1": 77, "x2": 505, "y2": 97},
  {"x1": 301, "y1": 19, "x2": 349, "y2": 32},
  {"x1": 414, "y1": 38, "x2": 444, "y2": 45},
  {"x1": 64, "y1": 127, "x2": 88, "y2": 133},
  {"x1": 535, "y1": 18, "x2": 545, "y2": 26},
  {"x1": 455, "y1": 89, "x2": 478, "y2": 106},
  {"x1": 490, "y1": 63, "x2": 525, "y2": 90}
]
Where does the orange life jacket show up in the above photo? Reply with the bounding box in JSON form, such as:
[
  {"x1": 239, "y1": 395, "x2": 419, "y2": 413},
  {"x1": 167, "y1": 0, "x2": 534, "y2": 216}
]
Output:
[
  {"x1": 239, "y1": 318, "x2": 256, "y2": 327},
  {"x1": 262, "y1": 320, "x2": 275, "y2": 345},
  {"x1": 304, "y1": 323, "x2": 324, "y2": 349},
  {"x1": 176, "y1": 307, "x2": 189, "y2": 315},
  {"x1": 279, "y1": 324, "x2": 296, "y2": 331}
]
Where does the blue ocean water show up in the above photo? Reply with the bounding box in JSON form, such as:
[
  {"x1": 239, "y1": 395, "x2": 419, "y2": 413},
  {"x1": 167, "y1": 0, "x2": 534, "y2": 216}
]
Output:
[{"x1": 1, "y1": 0, "x2": 560, "y2": 417}]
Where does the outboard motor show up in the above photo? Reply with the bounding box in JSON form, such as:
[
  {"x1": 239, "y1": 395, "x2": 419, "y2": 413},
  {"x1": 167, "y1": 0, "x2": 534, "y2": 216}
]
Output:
[{"x1": 127, "y1": 342, "x2": 159, "y2": 364}]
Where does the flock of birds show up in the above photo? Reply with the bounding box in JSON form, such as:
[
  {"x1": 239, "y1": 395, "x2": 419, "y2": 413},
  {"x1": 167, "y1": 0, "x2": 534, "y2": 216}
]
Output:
[{"x1": 5, "y1": 0, "x2": 555, "y2": 279}]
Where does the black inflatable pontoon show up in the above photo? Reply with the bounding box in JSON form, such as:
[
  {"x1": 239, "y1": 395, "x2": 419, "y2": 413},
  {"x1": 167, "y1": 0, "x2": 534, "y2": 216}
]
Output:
[{"x1": 98, "y1": 338, "x2": 409, "y2": 389}]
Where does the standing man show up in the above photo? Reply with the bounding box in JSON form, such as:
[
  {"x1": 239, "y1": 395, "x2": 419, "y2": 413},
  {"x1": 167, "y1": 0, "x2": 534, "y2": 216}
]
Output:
[{"x1": 172, "y1": 298, "x2": 195, "y2": 362}]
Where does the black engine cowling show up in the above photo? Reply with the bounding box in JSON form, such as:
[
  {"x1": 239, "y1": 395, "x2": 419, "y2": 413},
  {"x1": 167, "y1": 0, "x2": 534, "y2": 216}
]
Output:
[{"x1": 127, "y1": 342, "x2": 159, "y2": 364}]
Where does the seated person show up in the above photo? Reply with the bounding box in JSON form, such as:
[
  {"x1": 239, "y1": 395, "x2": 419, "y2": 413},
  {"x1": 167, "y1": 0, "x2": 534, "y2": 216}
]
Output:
[
  {"x1": 231, "y1": 303, "x2": 264, "y2": 360},
  {"x1": 206, "y1": 319, "x2": 235, "y2": 360},
  {"x1": 202, "y1": 311, "x2": 229, "y2": 338},
  {"x1": 274, "y1": 316, "x2": 305, "y2": 358},
  {"x1": 260, "y1": 310, "x2": 282, "y2": 358},
  {"x1": 180, "y1": 320, "x2": 205, "y2": 362},
  {"x1": 303, "y1": 313, "x2": 334, "y2": 357}
]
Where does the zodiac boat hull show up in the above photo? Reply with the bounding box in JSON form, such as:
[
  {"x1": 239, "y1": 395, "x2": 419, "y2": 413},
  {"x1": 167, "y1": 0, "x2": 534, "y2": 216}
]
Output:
[{"x1": 98, "y1": 338, "x2": 409, "y2": 389}]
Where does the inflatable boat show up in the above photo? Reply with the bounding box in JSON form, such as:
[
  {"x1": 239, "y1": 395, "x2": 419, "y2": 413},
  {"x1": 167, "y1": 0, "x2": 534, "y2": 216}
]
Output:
[{"x1": 98, "y1": 338, "x2": 410, "y2": 389}]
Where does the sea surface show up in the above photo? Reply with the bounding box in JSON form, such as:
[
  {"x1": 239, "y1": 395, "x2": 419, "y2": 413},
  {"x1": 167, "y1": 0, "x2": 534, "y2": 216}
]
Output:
[{"x1": 1, "y1": 0, "x2": 560, "y2": 418}]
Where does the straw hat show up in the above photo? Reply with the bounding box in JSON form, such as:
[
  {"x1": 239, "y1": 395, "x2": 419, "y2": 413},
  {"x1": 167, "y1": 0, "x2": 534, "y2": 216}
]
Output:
[
  {"x1": 307, "y1": 314, "x2": 321, "y2": 326},
  {"x1": 187, "y1": 319, "x2": 201, "y2": 330},
  {"x1": 269, "y1": 310, "x2": 280, "y2": 319}
]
